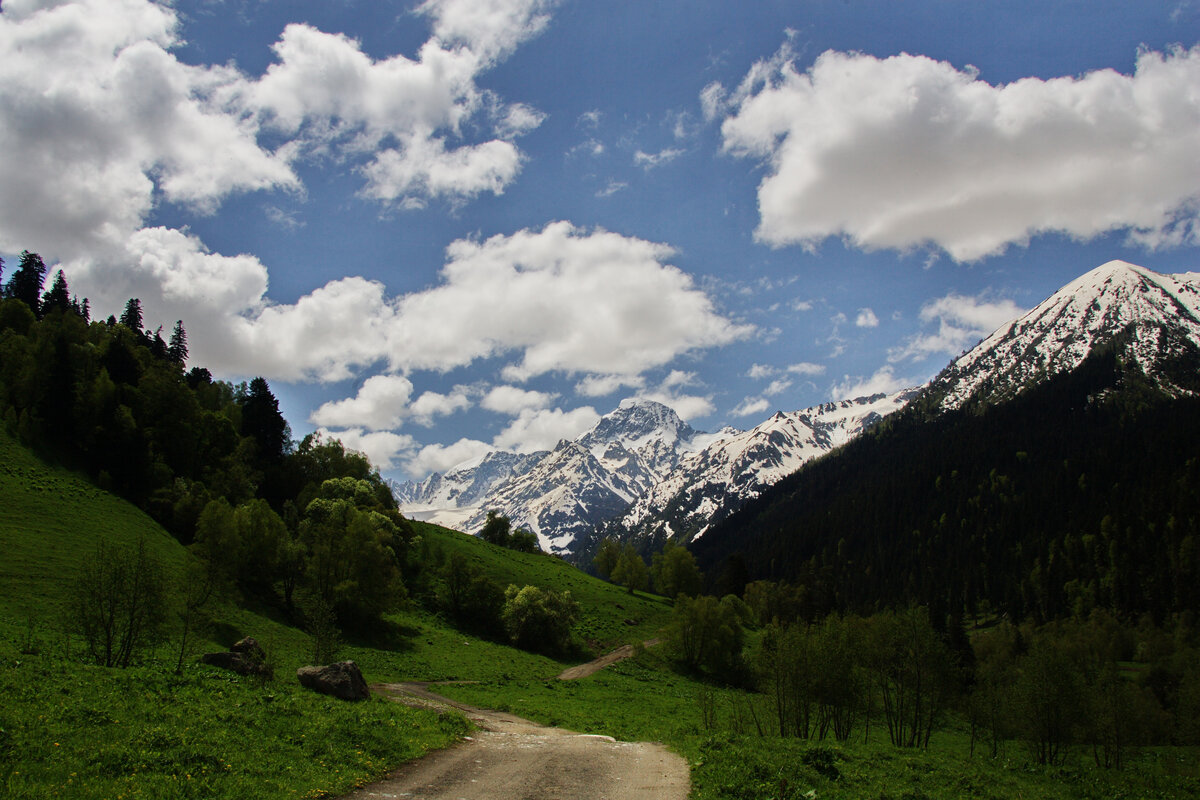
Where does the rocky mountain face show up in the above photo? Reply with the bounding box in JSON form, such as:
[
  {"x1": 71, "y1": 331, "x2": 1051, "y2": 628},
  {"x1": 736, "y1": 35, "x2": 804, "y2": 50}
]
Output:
[
  {"x1": 618, "y1": 390, "x2": 920, "y2": 544},
  {"x1": 400, "y1": 400, "x2": 703, "y2": 554},
  {"x1": 401, "y1": 259, "x2": 1200, "y2": 560},
  {"x1": 400, "y1": 393, "x2": 915, "y2": 555},
  {"x1": 927, "y1": 260, "x2": 1200, "y2": 410}
]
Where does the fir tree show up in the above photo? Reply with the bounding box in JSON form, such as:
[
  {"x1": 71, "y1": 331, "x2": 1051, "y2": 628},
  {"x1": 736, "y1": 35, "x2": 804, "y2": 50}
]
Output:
[
  {"x1": 119, "y1": 298, "x2": 143, "y2": 331},
  {"x1": 6, "y1": 251, "x2": 47, "y2": 312},
  {"x1": 40, "y1": 270, "x2": 71, "y2": 316},
  {"x1": 240, "y1": 377, "x2": 289, "y2": 465},
  {"x1": 168, "y1": 320, "x2": 188, "y2": 365}
]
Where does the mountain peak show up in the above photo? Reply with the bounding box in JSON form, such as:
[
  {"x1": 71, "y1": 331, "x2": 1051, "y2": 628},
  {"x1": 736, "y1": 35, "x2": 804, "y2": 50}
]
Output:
[{"x1": 930, "y1": 260, "x2": 1200, "y2": 410}]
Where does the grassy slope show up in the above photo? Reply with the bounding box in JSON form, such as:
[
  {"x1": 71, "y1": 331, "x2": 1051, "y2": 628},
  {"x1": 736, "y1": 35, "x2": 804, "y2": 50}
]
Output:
[
  {"x1": 0, "y1": 429, "x2": 675, "y2": 798},
  {"x1": 0, "y1": 432, "x2": 460, "y2": 799},
  {"x1": 5, "y1": 430, "x2": 1195, "y2": 800}
]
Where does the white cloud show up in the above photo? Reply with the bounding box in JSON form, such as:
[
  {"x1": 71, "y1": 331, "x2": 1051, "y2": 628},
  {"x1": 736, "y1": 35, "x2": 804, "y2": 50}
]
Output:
[
  {"x1": 574, "y1": 374, "x2": 641, "y2": 397},
  {"x1": 252, "y1": 22, "x2": 539, "y2": 207},
  {"x1": 318, "y1": 427, "x2": 416, "y2": 470},
  {"x1": 731, "y1": 397, "x2": 770, "y2": 417},
  {"x1": 747, "y1": 363, "x2": 776, "y2": 379},
  {"x1": 409, "y1": 389, "x2": 472, "y2": 426},
  {"x1": 595, "y1": 179, "x2": 627, "y2": 197},
  {"x1": 388, "y1": 221, "x2": 753, "y2": 381},
  {"x1": 492, "y1": 406, "x2": 600, "y2": 452},
  {"x1": 890, "y1": 292, "x2": 1025, "y2": 362},
  {"x1": 763, "y1": 378, "x2": 792, "y2": 396},
  {"x1": 856, "y1": 308, "x2": 879, "y2": 328},
  {"x1": 787, "y1": 362, "x2": 826, "y2": 376},
  {"x1": 0, "y1": 0, "x2": 559, "y2": 383},
  {"x1": 481, "y1": 385, "x2": 557, "y2": 414},
  {"x1": 310, "y1": 375, "x2": 415, "y2": 430},
  {"x1": 634, "y1": 147, "x2": 685, "y2": 169},
  {"x1": 406, "y1": 437, "x2": 493, "y2": 476},
  {"x1": 830, "y1": 366, "x2": 912, "y2": 400},
  {"x1": 792, "y1": 299, "x2": 813, "y2": 312},
  {"x1": 717, "y1": 45, "x2": 1200, "y2": 261},
  {"x1": 417, "y1": 0, "x2": 557, "y2": 62}
]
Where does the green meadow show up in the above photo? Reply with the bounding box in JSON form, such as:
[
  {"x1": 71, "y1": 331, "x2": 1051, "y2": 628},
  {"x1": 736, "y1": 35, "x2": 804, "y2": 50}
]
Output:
[{"x1": 2, "y1": 427, "x2": 1198, "y2": 799}]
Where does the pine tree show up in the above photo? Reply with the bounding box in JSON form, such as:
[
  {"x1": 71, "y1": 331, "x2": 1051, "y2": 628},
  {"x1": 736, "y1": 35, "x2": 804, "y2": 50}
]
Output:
[
  {"x1": 119, "y1": 298, "x2": 143, "y2": 331},
  {"x1": 168, "y1": 320, "x2": 188, "y2": 365},
  {"x1": 40, "y1": 270, "x2": 71, "y2": 316},
  {"x1": 240, "y1": 377, "x2": 289, "y2": 465},
  {"x1": 6, "y1": 251, "x2": 47, "y2": 313}
]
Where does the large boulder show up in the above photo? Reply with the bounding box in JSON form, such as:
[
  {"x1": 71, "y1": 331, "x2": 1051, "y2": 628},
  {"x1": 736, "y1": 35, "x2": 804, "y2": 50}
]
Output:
[
  {"x1": 296, "y1": 660, "x2": 371, "y2": 701},
  {"x1": 200, "y1": 636, "x2": 272, "y2": 678}
]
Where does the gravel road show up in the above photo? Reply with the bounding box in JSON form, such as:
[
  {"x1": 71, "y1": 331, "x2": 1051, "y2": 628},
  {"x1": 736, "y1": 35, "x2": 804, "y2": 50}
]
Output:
[{"x1": 342, "y1": 682, "x2": 689, "y2": 800}]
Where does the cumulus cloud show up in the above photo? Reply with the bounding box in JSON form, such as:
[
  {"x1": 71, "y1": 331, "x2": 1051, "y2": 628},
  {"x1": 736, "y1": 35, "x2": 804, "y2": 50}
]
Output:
[
  {"x1": 492, "y1": 406, "x2": 600, "y2": 452},
  {"x1": 318, "y1": 427, "x2": 416, "y2": 470},
  {"x1": 481, "y1": 385, "x2": 557, "y2": 414},
  {"x1": 386, "y1": 221, "x2": 753, "y2": 381},
  {"x1": 405, "y1": 437, "x2": 493, "y2": 476},
  {"x1": 763, "y1": 378, "x2": 792, "y2": 396},
  {"x1": 787, "y1": 362, "x2": 826, "y2": 376},
  {"x1": 856, "y1": 308, "x2": 879, "y2": 328},
  {"x1": 0, "y1": 0, "x2": 559, "y2": 383},
  {"x1": 417, "y1": 0, "x2": 557, "y2": 62},
  {"x1": 890, "y1": 292, "x2": 1025, "y2": 362},
  {"x1": 310, "y1": 375, "x2": 416, "y2": 430},
  {"x1": 830, "y1": 366, "x2": 913, "y2": 400},
  {"x1": 715, "y1": 44, "x2": 1200, "y2": 261},
  {"x1": 731, "y1": 397, "x2": 770, "y2": 417}
]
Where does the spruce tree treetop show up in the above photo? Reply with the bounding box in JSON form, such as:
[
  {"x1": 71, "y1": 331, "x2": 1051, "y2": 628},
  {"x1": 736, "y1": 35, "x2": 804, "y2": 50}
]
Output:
[
  {"x1": 168, "y1": 320, "x2": 188, "y2": 365},
  {"x1": 5, "y1": 250, "x2": 47, "y2": 313},
  {"x1": 41, "y1": 270, "x2": 71, "y2": 316},
  {"x1": 119, "y1": 298, "x2": 143, "y2": 331}
]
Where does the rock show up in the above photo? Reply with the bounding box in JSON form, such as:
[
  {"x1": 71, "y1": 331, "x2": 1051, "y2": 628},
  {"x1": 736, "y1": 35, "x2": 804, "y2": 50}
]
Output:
[
  {"x1": 296, "y1": 660, "x2": 370, "y2": 701},
  {"x1": 231, "y1": 636, "x2": 265, "y2": 662},
  {"x1": 200, "y1": 636, "x2": 272, "y2": 678}
]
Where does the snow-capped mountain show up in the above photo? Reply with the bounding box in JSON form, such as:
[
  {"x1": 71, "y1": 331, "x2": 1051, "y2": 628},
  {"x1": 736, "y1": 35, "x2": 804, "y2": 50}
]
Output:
[
  {"x1": 400, "y1": 400, "x2": 704, "y2": 554},
  {"x1": 400, "y1": 393, "x2": 917, "y2": 554},
  {"x1": 618, "y1": 390, "x2": 919, "y2": 543},
  {"x1": 929, "y1": 260, "x2": 1200, "y2": 410}
]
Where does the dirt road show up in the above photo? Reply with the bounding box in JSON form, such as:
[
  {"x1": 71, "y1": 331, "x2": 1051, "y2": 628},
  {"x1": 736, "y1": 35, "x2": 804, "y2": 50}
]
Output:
[
  {"x1": 555, "y1": 639, "x2": 661, "y2": 680},
  {"x1": 343, "y1": 682, "x2": 689, "y2": 800}
]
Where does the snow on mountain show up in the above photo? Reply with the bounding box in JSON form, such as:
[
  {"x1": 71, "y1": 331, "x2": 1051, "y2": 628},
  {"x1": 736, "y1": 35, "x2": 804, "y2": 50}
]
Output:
[
  {"x1": 399, "y1": 393, "x2": 918, "y2": 554},
  {"x1": 930, "y1": 260, "x2": 1200, "y2": 410},
  {"x1": 399, "y1": 400, "x2": 703, "y2": 554},
  {"x1": 620, "y1": 389, "x2": 919, "y2": 543}
]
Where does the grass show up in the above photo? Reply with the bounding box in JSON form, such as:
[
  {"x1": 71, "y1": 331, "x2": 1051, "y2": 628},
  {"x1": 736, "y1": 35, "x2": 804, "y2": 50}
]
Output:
[
  {"x1": 4, "y1": 427, "x2": 1197, "y2": 799},
  {"x1": 434, "y1": 649, "x2": 1200, "y2": 800},
  {"x1": 0, "y1": 632, "x2": 467, "y2": 799},
  {"x1": 412, "y1": 519, "x2": 674, "y2": 650}
]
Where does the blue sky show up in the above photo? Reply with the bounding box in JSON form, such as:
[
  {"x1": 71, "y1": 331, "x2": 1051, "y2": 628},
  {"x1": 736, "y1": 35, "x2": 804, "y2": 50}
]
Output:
[{"x1": 2, "y1": 0, "x2": 1199, "y2": 481}]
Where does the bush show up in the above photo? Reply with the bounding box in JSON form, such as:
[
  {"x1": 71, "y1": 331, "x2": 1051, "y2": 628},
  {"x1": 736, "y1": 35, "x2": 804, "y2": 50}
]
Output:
[
  {"x1": 501, "y1": 584, "x2": 579, "y2": 655},
  {"x1": 69, "y1": 538, "x2": 168, "y2": 668}
]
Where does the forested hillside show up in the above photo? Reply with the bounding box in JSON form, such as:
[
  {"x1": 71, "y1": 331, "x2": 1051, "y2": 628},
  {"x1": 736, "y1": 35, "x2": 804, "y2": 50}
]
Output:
[{"x1": 693, "y1": 327, "x2": 1200, "y2": 624}]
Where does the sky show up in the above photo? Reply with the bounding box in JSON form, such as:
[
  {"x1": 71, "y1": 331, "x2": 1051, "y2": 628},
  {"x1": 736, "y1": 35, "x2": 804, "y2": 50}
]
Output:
[{"x1": 2, "y1": 0, "x2": 1200, "y2": 483}]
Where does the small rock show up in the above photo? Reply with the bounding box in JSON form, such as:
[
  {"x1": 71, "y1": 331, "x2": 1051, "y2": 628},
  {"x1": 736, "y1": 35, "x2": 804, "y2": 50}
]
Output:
[
  {"x1": 296, "y1": 660, "x2": 371, "y2": 701},
  {"x1": 200, "y1": 637, "x2": 272, "y2": 678}
]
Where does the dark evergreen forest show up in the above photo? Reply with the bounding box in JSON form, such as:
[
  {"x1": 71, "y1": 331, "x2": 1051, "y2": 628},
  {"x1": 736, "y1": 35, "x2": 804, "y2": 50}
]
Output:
[
  {"x1": 0, "y1": 253, "x2": 415, "y2": 632},
  {"x1": 693, "y1": 327, "x2": 1200, "y2": 625}
]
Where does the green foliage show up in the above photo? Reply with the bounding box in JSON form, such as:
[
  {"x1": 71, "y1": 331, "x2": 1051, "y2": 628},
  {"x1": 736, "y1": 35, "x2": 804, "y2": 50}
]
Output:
[
  {"x1": 666, "y1": 594, "x2": 745, "y2": 679},
  {"x1": 501, "y1": 584, "x2": 580, "y2": 655},
  {"x1": 610, "y1": 542, "x2": 648, "y2": 594},
  {"x1": 480, "y1": 510, "x2": 511, "y2": 547},
  {"x1": 651, "y1": 541, "x2": 703, "y2": 599},
  {"x1": 593, "y1": 536, "x2": 620, "y2": 579}
]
